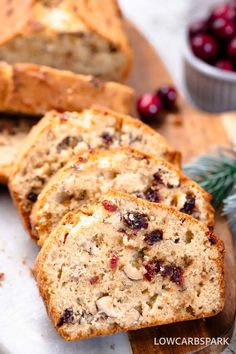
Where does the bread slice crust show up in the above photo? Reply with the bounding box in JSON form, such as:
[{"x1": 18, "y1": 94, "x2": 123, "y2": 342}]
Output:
[{"x1": 0, "y1": 62, "x2": 134, "y2": 115}]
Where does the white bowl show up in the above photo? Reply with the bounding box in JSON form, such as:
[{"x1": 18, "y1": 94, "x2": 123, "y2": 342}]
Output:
[{"x1": 183, "y1": 18, "x2": 236, "y2": 112}]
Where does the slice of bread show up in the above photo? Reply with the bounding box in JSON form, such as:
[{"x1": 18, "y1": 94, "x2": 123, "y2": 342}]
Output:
[
  {"x1": 0, "y1": 114, "x2": 38, "y2": 184},
  {"x1": 31, "y1": 148, "x2": 214, "y2": 245},
  {"x1": 0, "y1": 0, "x2": 132, "y2": 81},
  {"x1": 0, "y1": 62, "x2": 134, "y2": 115},
  {"x1": 9, "y1": 108, "x2": 180, "y2": 236},
  {"x1": 34, "y1": 191, "x2": 224, "y2": 341}
]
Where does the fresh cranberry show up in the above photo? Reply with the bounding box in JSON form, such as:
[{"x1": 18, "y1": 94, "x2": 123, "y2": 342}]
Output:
[
  {"x1": 190, "y1": 34, "x2": 218, "y2": 62},
  {"x1": 188, "y1": 19, "x2": 208, "y2": 38},
  {"x1": 137, "y1": 94, "x2": 162, "y2": 121},
  {"x1": 208, "y1": 3, "x2": 234, "y2": 22},
  {"x1": 157, "y1": 85, "x2": 177, "y2": 110},
  {"x1": 215, "y1": 59, "x2": 234, "y2": 71},
  {"x1": 123, "y1": 212, "x2": 149, "y2": 230},
  {"x1": 228, "y1": 37, "x2": 236, "y2": 60},
  {"x1": 144, "y1": 229, "x2": 163, "y2": 245},
  {"x1": 210, "y1": 18, "x2": 235, "y2": 40},
  {"x1": 110, "y1": 253, "x2": 119, "y2": 269},
  {"x1": 102, "y1": 200, "x2": 118, "y2": 212}
]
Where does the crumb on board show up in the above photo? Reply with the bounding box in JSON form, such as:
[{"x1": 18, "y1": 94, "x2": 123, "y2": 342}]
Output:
[{"x1": 0, "y1": 272, "x2": 5, "y2": 286}]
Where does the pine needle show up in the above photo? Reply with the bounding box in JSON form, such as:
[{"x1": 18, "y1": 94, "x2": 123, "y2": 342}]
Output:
[{"x1": 184, "y1": 146, "x2": 236, "y2": 208}]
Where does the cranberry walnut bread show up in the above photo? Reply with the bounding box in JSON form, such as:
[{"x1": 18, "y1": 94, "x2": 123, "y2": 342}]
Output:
[
  {"x1": 34, "y1": 191, "x2": 224, "y2": 341},
  {"x1": 0, "y1": 115, "x2": 38, "y2": 184},
  {"x1": 0, "y1": 62, "x2": 134, "y2": 115},
  {"x1": 9, "y1": 107, "x2": 180, "y2": 235},
  {"x1": 31, "y1": 148, "x2": 214, "y2": 246},
  {"x1": 0, "y1": 0, "x2": 132, "y2": 82}
]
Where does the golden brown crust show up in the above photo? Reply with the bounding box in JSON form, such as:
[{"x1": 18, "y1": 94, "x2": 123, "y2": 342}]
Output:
[
  {"x1": 0, "y1": 62, "x2": 134, "y2": 115},
  {"x1": 0, "y1": 0, "x2": 33, "y2": 45},
  {"x1": 34, "y1": 192, "x2": 224, "y2": 341}
]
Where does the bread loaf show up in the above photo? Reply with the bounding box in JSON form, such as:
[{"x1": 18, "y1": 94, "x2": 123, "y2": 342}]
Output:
[{"x1": 0, "y1": 0, "x2": 132, "y2": 81}]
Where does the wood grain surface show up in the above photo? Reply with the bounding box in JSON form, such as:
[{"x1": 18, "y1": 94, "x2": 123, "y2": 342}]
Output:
[{"x1": 126, "y1": 21, "x2": 236, "y2": 354}]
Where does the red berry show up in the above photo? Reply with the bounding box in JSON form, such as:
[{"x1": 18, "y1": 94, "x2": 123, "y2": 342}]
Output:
[
  {"x1": 215, "y1": 59, "x2": 234, "y2": 71},
  {"x1": 210, "y1": 18, "x2": 235, "y2": 40},
  {"x1": 157, "y1": 85, "x2": 177, "y2": 109},
  {"x1": 137, "y1": 94, "x2": 162, "y2": 120},
  {"x1": 190, "y1": 34, "x2": 218, "y2": 62},
  {"x1": 208, "y1": 3, "x2": 234, "y2": 22},
  {"x1": 188, "y1": 20, "x2": 208, "y2": 38},
  {"x1": 110, "y1": 253, "x2": 119, "y2": 269},
  {"x1": 228, "y1": 37, "x2": 236, "y2": 60},
  {"x1": 102, "y1": 200, "x2": 118, "y2": 212}
]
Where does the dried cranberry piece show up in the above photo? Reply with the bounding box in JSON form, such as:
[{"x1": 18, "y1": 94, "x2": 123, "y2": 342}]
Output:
[
  {"x1": 144, "y1": 229, "x2": 163, "y2": 245},
  {"x1": 153, "y1": 172, "x2": 164, "y2": 184},
  {"x1": 60, "y1": 113, "x2": 69, "y2": 123},
  {"x1": 180, "y1": 195, "x2": 196, "y2": 215},
  {"x1": 144, "y1": 262, "x2": 156, "y2": 281},
  {"x1": 145, "y1": 187, "x2": 161, "y2": 203},
  {"x1": 78, "y1": 156, "x2": 88, "y2": 163},
  {"x1": 58, "y1": 308, "x2": 74, "y2": 326},
  {"x1": 101, "y1": 132, "x2": 113, "y2": 145},
  {"x1": 144, "y1": 260, "x2": 162, "y2": 281},
  {"x1": 89, "y1": 276, "x2": 99, "y2": 284},
  {"x1": 102, "y1": 200, "x2": 118, "y2": 212},
  {"x1": 123, "y1": 212, "x2": 149, "y2": 230},
  {"x1": 110, "y1": 253, "x2": 119, "y2": 269},
  {"x1": 208, "y1": 232, "x2": 217, "y2": 245},
  {"x1": 170, "y1": 266, "x2": 184, "y2": 286},
  {"x1": 161, "y1": 264, "x2": 174, "y2": 277},
  {"x1": 27, "y1": 192, "x2": 38, "y2": 202}
]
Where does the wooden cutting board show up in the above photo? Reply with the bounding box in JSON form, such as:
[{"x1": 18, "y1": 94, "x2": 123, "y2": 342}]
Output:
[{"x1": 126, "y1": 22, "x2": 236, "y2": 354}]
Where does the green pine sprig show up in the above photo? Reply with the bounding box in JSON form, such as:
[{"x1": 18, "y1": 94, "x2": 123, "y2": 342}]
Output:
[{"x1": 183, "y1": 146, "x2": 236, "y2": 216}]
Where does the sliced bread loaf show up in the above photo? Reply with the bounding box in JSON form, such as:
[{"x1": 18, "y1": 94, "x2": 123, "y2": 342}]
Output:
[
  {"x1": 9, "y1": 108, "x2": 180, "y2": 235},
  {"x1": 0, "y1": 62, "x2": 134, "y2": 115},
  {"x1": 0, "y1": 115, "x2": 38, "y2": 184},
  {"x1": 0, "y1": 0, "x2": 132, "y2": 81},
  {"x1": 34, "y1": 191, "x2": 224, "y2": 341},
  {"x1": 31, "y1": 148, "x2": 214, "y2": 245}
]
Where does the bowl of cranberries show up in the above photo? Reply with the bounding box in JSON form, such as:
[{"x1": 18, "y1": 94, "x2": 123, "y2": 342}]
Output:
[{"x1": 184, "y1": 0, "x2": 236, "y2": 112}]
